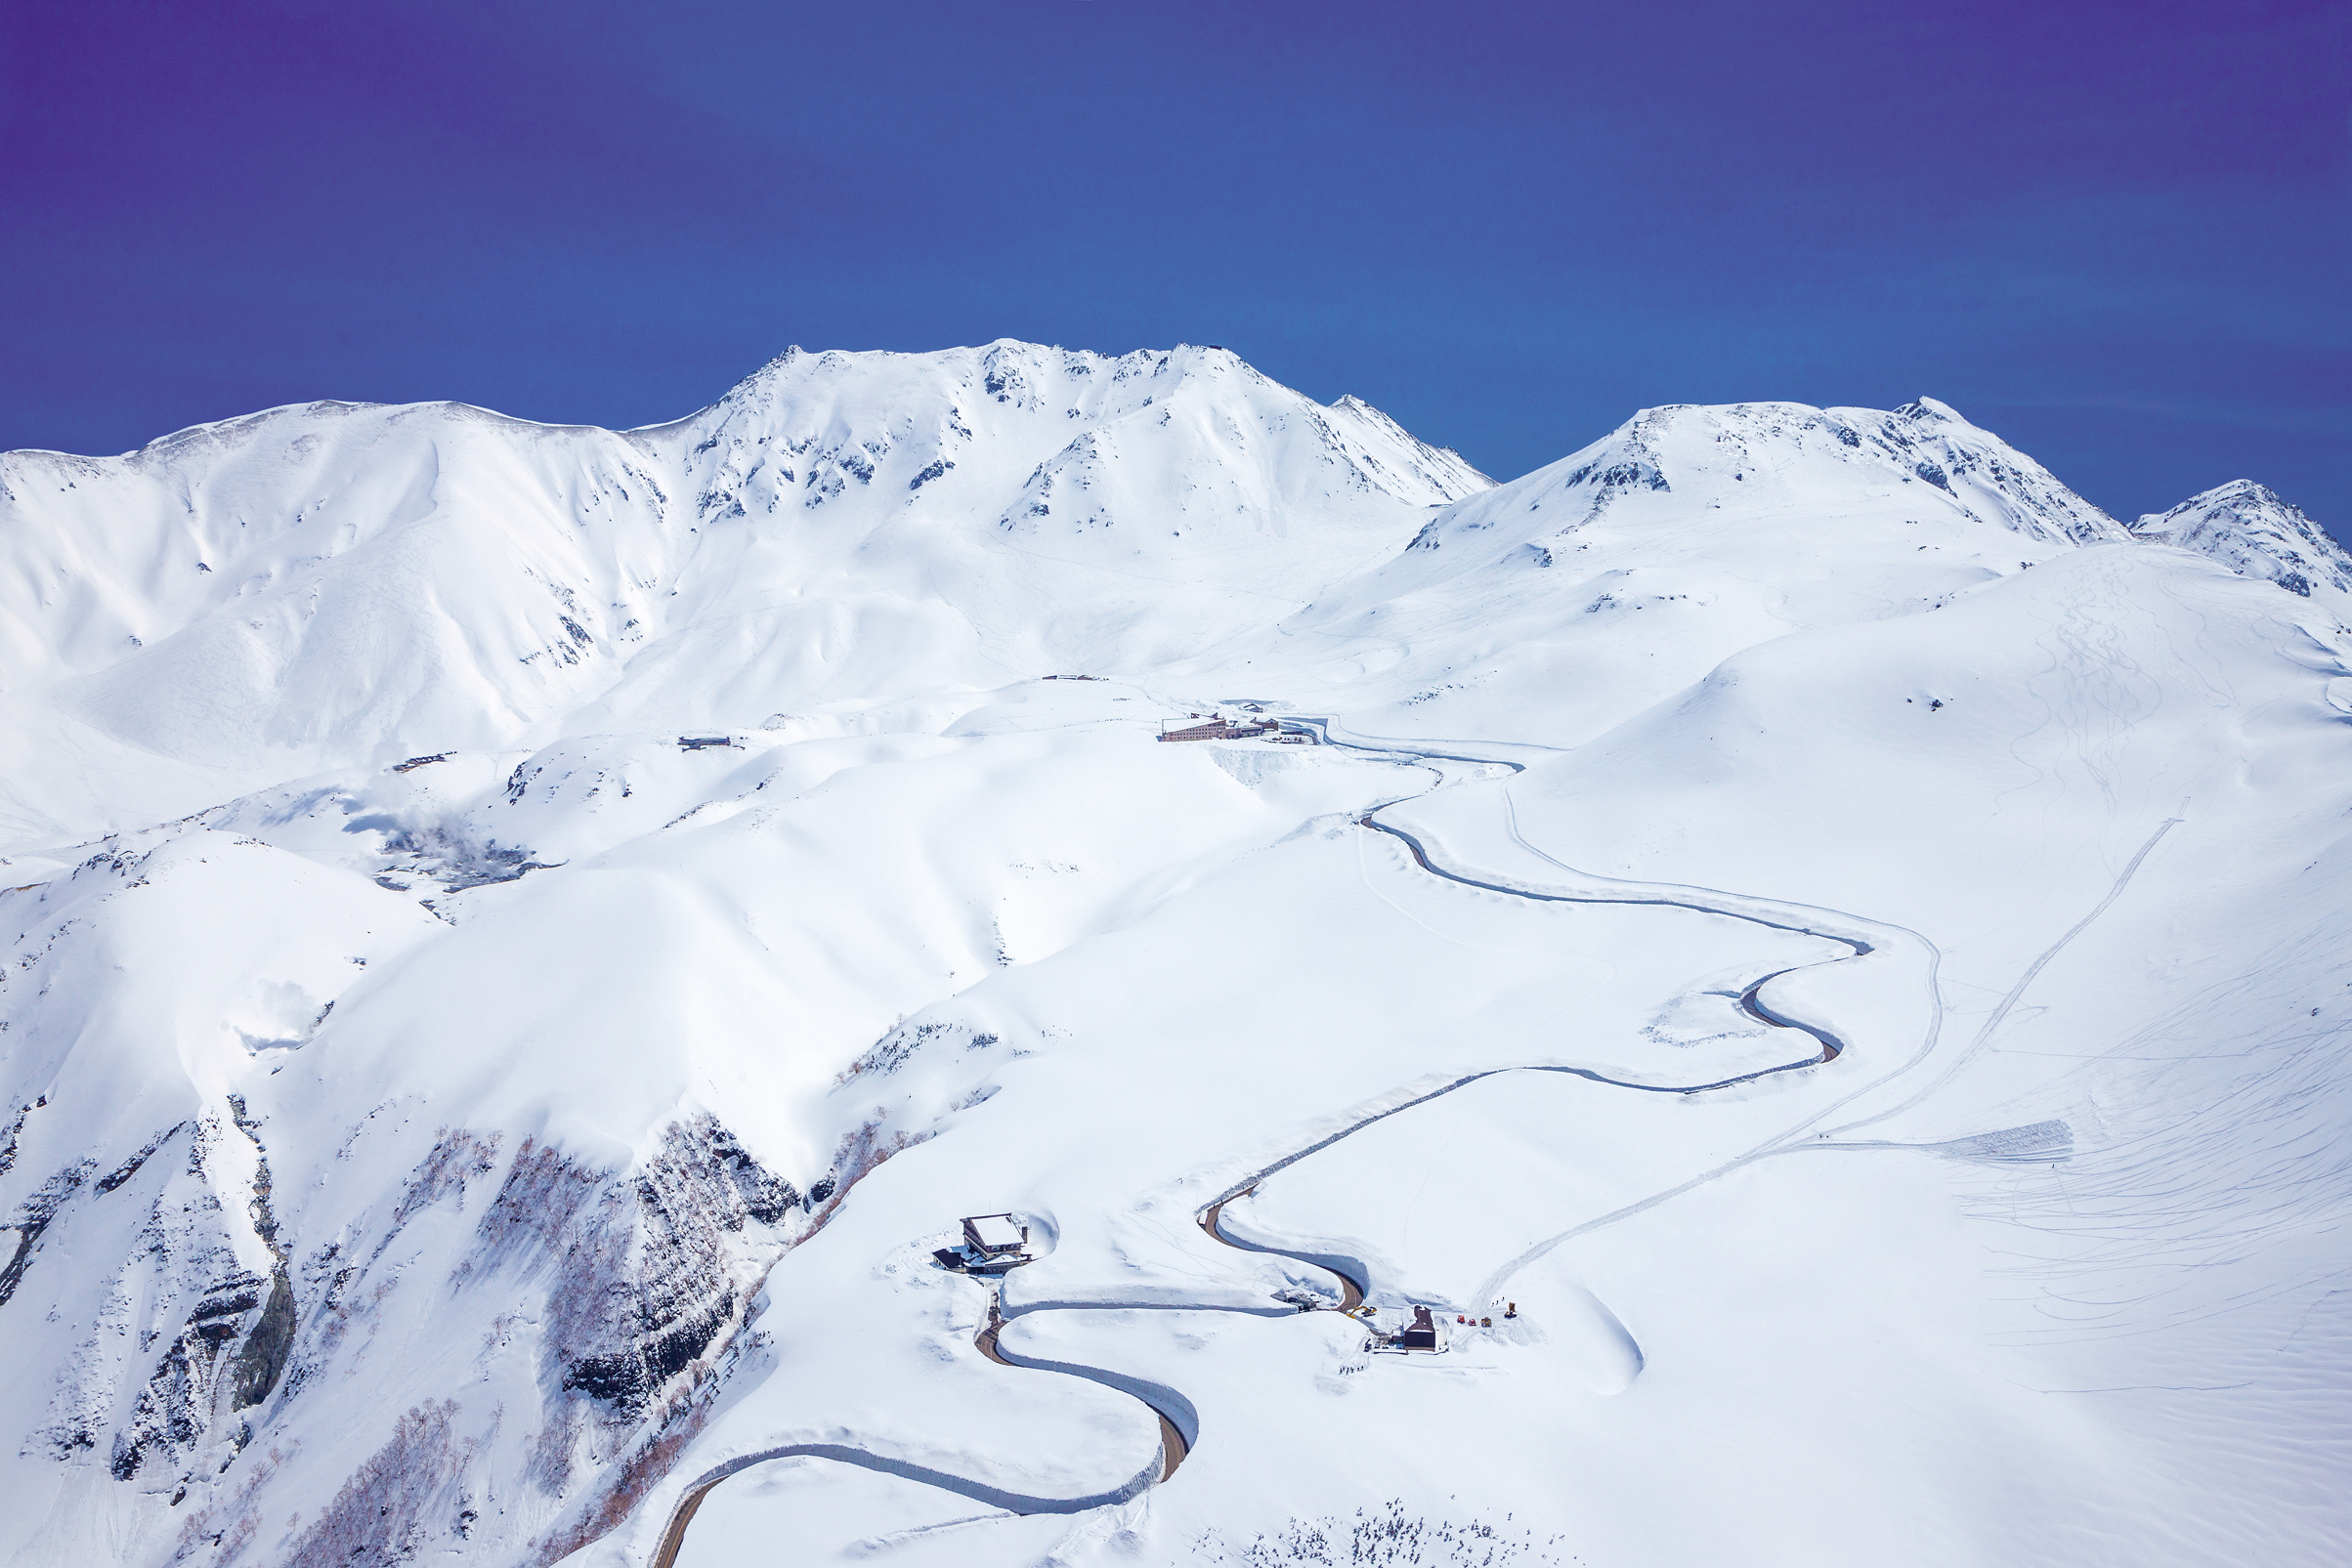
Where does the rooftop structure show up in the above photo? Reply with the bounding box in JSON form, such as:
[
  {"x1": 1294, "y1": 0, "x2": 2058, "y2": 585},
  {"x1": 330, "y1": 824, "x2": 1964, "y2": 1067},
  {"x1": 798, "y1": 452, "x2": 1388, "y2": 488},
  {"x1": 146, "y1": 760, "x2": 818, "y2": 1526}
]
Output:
[
  {"x1": 962, "y1": 1212, "x2": 1027, "y2": 1254},
  {"x1": 1159, "y1": 717, "x2": 1282, "y2": 742},
  {"x1": 934, "y1": 1212, "x2": 1034, "y2": 1276}
]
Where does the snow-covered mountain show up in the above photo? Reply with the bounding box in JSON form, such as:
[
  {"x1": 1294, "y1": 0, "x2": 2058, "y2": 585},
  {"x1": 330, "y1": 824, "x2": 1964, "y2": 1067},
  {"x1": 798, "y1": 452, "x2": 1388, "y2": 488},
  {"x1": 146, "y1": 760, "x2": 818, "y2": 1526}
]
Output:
[
  {"x1": 2132, "y1": 478, "x2": 2352, "y2": 601},
  {"x1": 2, "y1": 345, "x2": 2347, "y2": 1568},
  {"x1": 0, "y1": 343, "x2": 1483, "y2": 842}
]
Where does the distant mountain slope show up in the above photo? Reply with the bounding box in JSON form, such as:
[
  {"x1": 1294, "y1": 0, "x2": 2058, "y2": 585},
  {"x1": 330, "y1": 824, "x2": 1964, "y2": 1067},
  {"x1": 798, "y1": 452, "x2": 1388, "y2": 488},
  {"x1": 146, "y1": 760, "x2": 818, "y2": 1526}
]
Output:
[
  {"x1": 1239, "y1": 396, "x2": 2139, "y2": 748},
  {"x1": 0, "y1": 343, "x2": 1483, "y2": 840},
  {"x1": 665, "y1": 343, "x2": 1487, "y2": 539},
  {"x1": 1402, "y1": 396, "x2": 2128, "y2": 559},
  {"x1": 2132, "y1": 479, "x2": 2352, "y2": 600}
]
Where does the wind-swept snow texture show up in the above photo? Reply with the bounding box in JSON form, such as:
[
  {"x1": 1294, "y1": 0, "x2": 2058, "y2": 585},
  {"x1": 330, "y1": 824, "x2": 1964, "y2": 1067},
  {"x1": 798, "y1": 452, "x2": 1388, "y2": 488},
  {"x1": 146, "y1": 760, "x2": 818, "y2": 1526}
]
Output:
[{"x1": 2, "y1": 341, "x2": 2347, "y2": 1568}]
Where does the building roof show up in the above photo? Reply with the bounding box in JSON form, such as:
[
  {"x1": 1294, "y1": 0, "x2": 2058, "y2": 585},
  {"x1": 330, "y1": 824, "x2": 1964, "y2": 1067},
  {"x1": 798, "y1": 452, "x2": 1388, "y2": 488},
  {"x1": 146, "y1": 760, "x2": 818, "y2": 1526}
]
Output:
[{"x1": 963, "y1": 1213, "x2": 1025, "y2": 1250}]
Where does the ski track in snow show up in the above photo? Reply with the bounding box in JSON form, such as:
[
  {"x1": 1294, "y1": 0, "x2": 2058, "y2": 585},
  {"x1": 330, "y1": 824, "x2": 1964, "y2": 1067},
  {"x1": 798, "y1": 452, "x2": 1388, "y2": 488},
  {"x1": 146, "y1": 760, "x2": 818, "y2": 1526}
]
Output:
[{"x1": 650, "y1": 720, "x2": 1976, "y2": 1566}]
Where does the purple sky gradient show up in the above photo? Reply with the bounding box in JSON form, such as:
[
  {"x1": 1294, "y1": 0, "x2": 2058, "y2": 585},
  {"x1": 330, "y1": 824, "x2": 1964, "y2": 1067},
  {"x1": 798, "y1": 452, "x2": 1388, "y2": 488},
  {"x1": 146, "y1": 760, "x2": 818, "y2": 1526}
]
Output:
[{"x1": 3, "y1": 0, "x2": 2344, "y2": 529}]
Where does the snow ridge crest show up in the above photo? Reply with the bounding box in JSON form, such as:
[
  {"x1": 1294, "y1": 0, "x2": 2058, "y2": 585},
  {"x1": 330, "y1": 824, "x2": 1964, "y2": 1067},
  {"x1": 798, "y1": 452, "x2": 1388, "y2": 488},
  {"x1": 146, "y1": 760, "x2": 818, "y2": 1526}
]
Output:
[{"x1": 1403, "y1": 395, "x2": 2127, "y2": 564}]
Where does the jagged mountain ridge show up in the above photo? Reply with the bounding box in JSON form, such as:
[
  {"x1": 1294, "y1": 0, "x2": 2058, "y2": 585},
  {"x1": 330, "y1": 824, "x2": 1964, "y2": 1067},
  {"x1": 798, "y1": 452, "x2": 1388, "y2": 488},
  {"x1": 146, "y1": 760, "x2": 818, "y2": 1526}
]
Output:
[
  {"x1": 0, "y1": 343, "x2": 1485, "y2": 840},
  {"x1": 5, "y1": 348, "x2": 2333, "y2": 849},
  {"x1": 670, "y1": 343, "x2": 1489, "y2": 535}
]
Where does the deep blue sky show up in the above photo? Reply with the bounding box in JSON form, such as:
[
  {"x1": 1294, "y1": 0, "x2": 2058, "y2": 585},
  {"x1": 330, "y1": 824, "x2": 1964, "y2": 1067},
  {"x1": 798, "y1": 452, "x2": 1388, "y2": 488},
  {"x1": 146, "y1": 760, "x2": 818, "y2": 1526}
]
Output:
[{"x1": 4, "y1": 1, "x2": 2344, "y2": 530}]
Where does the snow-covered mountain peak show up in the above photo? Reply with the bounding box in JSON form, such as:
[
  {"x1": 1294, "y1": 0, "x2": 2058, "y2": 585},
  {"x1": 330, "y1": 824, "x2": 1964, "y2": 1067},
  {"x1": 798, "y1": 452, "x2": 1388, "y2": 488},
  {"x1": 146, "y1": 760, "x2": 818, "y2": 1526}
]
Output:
[
  {"x1": 657, "y1": 339, "x2": 1487, "y2": 538},
  {"x1": 2132, "y1": 479, "x2": 2349, "y2": 600},
  {"x1": 1889, "y1": 394, "x2": 1965, "y2": 425},
  {"x1": 1394, "y1": 396, "x2": 2124, "y2": 575},
  {"x1": 0, "y1": 344, "x2": 1491, "y2": 837}
]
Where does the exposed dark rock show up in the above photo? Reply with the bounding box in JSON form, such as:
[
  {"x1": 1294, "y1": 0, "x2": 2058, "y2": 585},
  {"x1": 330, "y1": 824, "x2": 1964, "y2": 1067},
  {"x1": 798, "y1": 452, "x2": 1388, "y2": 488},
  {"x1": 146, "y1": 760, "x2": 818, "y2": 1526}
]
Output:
[
  {"x1": 1, "y1": 1157, "x2": 96, "y2": 1306},
  {"x1": 115, "y1": 1331, "x2": 209, "y2": 1480},
  {"x1": 563, "y1": 1291, "x2": 734, "y2": 1406},
  {"x1": 379, "y1": 824, "x2": 555, "y2": 891},
  {"x1": 230, "y1": 1269, "x2": 297, "y2": 1410},
  {"x1": 706, "y1": 1123, "x2": 799, "y2": 1224},
  {"x1": 0, "y1": 1099, "x2": 31, "y2": 1176},
  {"x1": 98, "y1": 1123, "x2": 188, "y2": 1193},
  {"x1": 547, "y1": 1116, "x2": 793, "y2": 1417}
]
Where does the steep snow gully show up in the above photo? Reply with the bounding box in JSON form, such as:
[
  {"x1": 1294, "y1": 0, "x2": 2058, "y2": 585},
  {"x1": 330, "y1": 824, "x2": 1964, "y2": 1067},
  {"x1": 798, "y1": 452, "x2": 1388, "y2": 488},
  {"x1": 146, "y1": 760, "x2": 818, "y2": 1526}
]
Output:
[{"x1": 650, "y1": 722, "x2": 1989, "y2": 1568}]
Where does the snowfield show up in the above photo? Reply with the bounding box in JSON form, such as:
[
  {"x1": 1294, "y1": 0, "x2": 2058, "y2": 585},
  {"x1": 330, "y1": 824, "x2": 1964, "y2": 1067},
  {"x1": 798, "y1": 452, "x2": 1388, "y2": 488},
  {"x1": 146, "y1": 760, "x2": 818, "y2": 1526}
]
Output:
[{"x1": 1, "y1": 342, "x2": 2347, "y2": 1568}]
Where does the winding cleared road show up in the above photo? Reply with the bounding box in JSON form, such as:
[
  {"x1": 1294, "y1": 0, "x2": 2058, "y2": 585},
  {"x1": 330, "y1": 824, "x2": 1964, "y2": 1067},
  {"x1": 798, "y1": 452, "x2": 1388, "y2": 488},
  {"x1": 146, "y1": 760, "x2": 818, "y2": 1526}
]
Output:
[{"x1": 645, "y1": 720, "x2": 1902, "y2": 1568}]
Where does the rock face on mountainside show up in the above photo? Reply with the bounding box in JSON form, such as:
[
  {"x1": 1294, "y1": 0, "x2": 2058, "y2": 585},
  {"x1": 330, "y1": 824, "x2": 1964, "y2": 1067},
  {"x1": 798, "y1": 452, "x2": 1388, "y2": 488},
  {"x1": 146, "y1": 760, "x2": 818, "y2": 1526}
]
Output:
[{"x1": 2, "y1": 346, "x2": 2347, "y2": 1568}]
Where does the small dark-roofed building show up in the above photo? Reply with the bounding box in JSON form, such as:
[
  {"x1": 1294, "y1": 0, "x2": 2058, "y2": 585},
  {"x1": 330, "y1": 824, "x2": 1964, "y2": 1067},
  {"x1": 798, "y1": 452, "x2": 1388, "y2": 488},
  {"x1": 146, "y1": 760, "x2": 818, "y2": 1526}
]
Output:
[
  {"x1": 1400, "y1": 1305, "x2": 1439, "y2": 1350},
  {"x1": 933, "y1": 1212, "x2": 1035, "y2": 1275}
]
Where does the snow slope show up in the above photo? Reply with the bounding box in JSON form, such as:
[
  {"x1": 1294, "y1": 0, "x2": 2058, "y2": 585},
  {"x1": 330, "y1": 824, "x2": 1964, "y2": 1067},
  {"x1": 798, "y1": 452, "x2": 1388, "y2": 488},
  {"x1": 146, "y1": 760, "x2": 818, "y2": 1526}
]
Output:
[{"x1": 1, "y1": 345, "x2": 2346, "y2": 1568}]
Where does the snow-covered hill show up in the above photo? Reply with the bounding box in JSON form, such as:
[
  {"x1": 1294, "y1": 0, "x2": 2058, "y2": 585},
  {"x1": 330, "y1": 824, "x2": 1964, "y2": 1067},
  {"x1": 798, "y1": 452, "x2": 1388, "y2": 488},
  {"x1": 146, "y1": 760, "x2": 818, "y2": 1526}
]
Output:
[{"x1": 2, "y1": 345, "x2": 2346, "y2": 1568}]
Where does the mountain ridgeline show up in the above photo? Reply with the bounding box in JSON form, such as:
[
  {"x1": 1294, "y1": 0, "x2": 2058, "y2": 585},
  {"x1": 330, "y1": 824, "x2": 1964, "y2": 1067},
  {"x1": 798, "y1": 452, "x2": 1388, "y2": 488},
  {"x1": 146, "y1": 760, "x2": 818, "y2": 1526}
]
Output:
[{"x1": 0, "y1": 344, "x2": 2346, "y2": 1568}]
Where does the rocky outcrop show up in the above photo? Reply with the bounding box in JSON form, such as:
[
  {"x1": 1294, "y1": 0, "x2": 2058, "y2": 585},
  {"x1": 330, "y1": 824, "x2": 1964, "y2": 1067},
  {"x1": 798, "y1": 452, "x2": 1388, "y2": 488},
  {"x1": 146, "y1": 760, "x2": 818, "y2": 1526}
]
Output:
[
  {"x1": 7, "y1": 1099, "x2": 831, "y2": 1568},
  {"x1": 0, "y1": 1153, "x2": 92, "y2": 1307},
  {"x1": 526, "y1": 1116, "x2": 801, "y2": 1417}
]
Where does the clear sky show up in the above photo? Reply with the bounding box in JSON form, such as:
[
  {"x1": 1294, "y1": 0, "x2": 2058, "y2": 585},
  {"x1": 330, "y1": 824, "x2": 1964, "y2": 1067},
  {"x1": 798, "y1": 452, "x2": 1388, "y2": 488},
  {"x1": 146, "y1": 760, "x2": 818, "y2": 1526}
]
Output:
[{"x1": 4, "y1": 0, "x2": 2344, "y2": 530}]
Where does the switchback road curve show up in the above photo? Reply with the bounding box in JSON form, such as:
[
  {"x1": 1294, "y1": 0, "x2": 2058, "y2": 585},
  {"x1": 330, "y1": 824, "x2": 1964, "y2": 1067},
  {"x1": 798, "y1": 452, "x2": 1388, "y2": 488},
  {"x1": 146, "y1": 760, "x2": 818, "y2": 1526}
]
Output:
[{"x1": 646, "y1": 721, "x2": 1906, "y2": 1567}]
